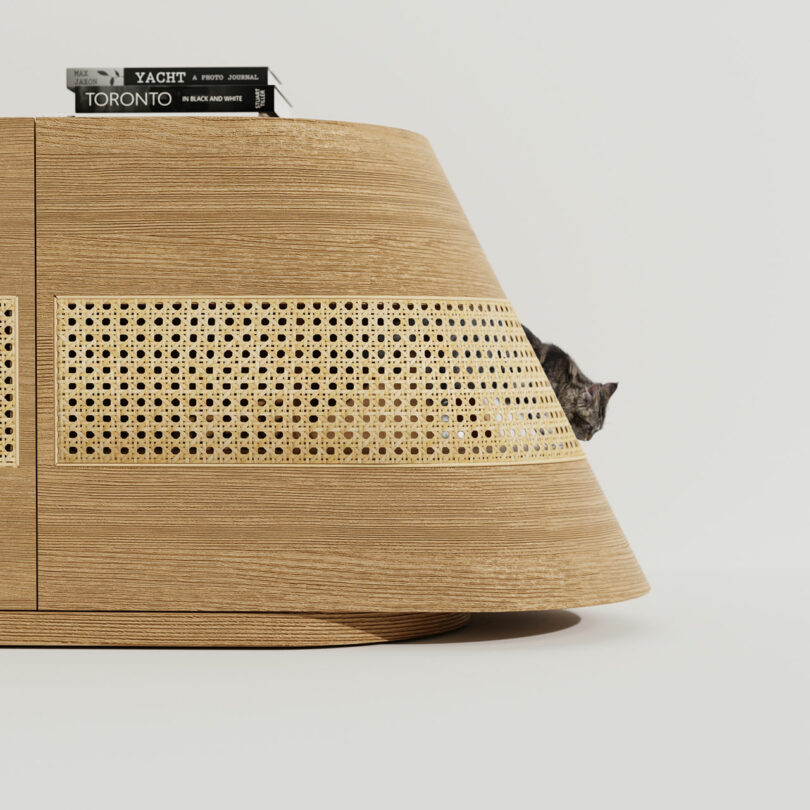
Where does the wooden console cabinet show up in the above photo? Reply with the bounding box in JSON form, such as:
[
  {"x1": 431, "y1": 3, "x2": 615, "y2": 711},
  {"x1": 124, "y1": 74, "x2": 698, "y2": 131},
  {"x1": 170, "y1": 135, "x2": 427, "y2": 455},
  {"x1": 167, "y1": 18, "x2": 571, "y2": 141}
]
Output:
[{"x1": 0, "y1": 117, "x2": 647, "y2": 646}]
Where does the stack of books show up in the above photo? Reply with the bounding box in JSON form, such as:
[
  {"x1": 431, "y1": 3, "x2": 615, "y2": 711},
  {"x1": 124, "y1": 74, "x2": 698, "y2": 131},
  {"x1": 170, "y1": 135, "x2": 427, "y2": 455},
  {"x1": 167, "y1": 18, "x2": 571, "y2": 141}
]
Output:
[{"x1": 66, "y1": 67, "x2": 291, "y2": 116}]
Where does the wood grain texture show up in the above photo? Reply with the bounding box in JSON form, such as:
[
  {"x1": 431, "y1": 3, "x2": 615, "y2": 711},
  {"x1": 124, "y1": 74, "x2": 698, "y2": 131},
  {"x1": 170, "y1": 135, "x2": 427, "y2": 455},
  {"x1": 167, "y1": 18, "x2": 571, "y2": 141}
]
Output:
[
  {"x1": 38, "y1": 458, "x2": 647, "y2": 612},
  {"x1": 34, "y1": 118, "x2": 648, "y2": 620},
  {"x1": 35, "y1": 117, "x2": 502, "y2": 298},
  {"x1": 0, "y1": 611, "x2": 470, "y2": 647},
  {"x1": 0, "y1": 118, "x2": 35, "y2": 608}
]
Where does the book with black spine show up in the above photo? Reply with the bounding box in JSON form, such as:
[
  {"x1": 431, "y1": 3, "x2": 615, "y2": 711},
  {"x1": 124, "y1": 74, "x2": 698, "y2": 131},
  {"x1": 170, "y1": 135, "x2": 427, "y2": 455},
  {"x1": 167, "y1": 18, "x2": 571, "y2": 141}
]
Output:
[
  {"x1": 73, "y1": 84, "x2": 286, "y2": 115},
  {"x1": 67, "y1": 67, "x2": 277, "y2": 89}
]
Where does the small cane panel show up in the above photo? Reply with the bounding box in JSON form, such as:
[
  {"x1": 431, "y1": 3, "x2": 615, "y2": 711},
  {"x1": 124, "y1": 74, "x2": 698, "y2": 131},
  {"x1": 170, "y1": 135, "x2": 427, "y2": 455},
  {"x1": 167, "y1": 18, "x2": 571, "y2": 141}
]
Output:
[
  {"x1": 54, "y1": 297, "x2": 583, "y2": 465},
  {"x1": 1, "y1": 297, "x2": 17, "y2": 467}
]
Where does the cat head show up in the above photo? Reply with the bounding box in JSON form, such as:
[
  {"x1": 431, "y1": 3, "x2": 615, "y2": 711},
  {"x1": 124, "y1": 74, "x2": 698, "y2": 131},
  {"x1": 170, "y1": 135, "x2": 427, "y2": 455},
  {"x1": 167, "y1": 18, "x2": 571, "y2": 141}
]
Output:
[{"x1": 569, "y1": 382, "x2": 618, "y2": 441}]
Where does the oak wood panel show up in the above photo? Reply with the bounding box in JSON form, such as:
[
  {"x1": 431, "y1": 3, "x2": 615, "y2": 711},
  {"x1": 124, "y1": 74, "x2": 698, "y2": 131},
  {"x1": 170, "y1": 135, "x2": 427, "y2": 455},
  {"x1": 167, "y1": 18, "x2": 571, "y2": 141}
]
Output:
[
  {"x1": 0, "y1": 611, "x2": 470, "y2": 647},
  {"x1": 0, "y1": 118, "x2": 35, "y2": 608},
  {"x1": 35, "y1": 117, "x2": 502, "y2": 298},
  {"x1": 38, "y1": 459, "x2": 647, "y2": 612},
  {"x1": 35, "y1": 118, "x2": 647, "y2": 615}
]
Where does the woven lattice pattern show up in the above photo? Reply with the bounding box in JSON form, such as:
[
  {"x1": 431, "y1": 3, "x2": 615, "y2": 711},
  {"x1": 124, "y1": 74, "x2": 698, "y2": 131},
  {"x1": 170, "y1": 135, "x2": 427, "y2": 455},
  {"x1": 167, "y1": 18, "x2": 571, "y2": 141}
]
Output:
[
  {"x1": 54, "y1": 297, "x2": 582, "y2": 465},
  {"x1": 1, "y1": 297, "x2": 17, "y2": 467}
]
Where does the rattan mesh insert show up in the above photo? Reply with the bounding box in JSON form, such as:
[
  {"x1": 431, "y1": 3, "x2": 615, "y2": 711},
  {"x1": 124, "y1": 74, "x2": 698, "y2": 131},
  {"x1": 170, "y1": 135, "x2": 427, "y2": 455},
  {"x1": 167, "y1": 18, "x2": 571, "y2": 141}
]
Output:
[
  {"x1": 54, "y1": 297, "x2": 583, "y2": 466},
  {"x1": 1, "y1": 297, "x2": 18, "y2": 467}
]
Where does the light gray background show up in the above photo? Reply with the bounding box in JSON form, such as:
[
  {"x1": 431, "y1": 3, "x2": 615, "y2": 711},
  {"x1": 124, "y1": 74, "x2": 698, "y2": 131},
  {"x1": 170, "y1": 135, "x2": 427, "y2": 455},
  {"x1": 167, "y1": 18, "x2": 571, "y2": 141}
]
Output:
[{"x1": 1, "y1": 2, "x2": 807, "y2": 808}]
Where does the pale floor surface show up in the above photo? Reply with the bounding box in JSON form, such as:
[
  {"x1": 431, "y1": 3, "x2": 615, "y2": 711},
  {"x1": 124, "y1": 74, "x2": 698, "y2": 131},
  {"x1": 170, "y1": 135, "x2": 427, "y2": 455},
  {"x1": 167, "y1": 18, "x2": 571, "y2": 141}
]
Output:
[{"x1": 0, "y1": 568, "x2": 807, "y2": 810}]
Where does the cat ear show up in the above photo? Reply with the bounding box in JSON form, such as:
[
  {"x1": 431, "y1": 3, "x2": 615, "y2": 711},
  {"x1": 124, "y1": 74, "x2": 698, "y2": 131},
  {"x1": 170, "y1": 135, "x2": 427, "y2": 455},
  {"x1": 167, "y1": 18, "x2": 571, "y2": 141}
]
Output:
[
  {"x1": 584, "y1": 383, "x2": 600, "y2": 401},
  {"x1": 603, "y1": 382, "x2": 618, "y2": 399}
]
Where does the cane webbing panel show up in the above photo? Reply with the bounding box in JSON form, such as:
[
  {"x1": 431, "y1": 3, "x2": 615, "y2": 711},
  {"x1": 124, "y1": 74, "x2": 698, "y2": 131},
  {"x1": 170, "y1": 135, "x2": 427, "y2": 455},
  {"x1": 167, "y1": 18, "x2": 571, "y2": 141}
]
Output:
[
  {"x1": 54, "y1": 297, "x2": 582, "y2": 465},
  {"x1": 1, "y1": 297, "x2": 18, "y2": 467}
]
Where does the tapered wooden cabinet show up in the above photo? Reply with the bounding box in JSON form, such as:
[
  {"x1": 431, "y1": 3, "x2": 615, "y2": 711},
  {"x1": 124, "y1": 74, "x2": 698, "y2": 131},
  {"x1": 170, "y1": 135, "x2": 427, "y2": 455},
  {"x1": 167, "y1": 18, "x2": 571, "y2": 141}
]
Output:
[{"x1": 0, "y1": 117, "x2": 647, "y2": 646}]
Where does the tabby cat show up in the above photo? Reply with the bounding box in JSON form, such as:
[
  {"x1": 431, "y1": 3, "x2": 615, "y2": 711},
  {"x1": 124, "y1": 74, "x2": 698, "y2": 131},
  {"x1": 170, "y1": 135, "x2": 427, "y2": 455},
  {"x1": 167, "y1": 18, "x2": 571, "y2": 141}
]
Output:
[{"x1": 522, "y1": 325, "x2": 618, "y2": 441}]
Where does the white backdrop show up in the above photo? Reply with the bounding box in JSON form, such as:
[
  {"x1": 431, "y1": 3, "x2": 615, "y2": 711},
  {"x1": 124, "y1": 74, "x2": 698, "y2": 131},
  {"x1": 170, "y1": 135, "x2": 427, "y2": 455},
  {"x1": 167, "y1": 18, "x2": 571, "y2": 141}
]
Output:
[{"x1": 1, "y1": 2, "x2": 807, "y2": 808}]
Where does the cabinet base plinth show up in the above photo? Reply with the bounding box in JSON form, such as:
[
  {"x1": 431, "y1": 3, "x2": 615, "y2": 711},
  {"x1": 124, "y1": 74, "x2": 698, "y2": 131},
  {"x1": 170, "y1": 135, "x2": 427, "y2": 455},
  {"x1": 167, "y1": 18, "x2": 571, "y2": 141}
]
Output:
[{"x1": 0, "y1": 611, "x2": 469, "y2": 647}]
